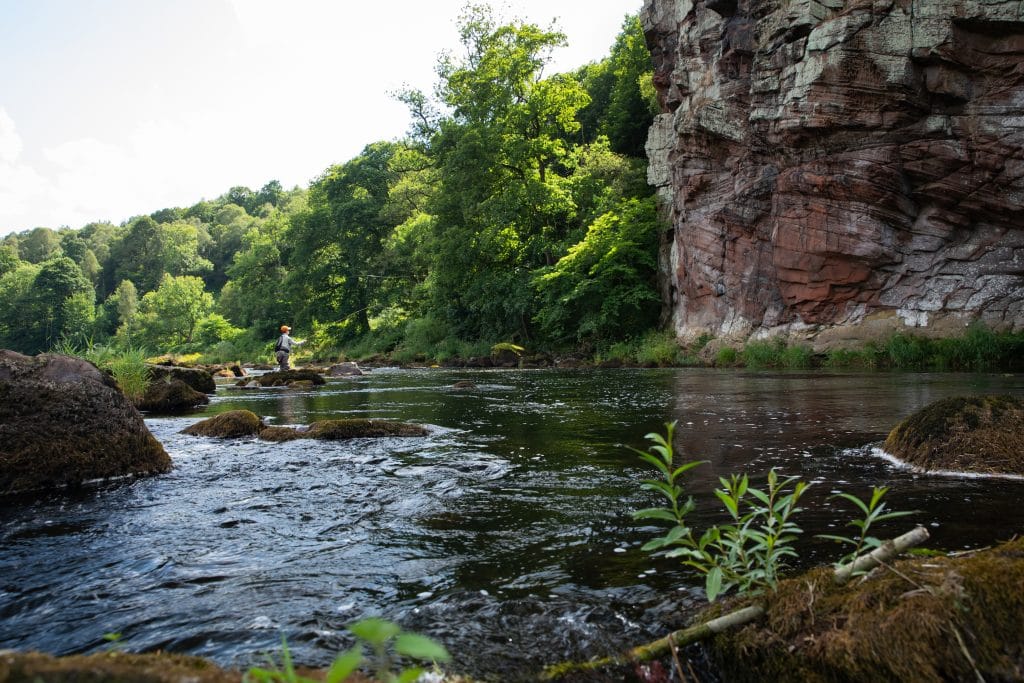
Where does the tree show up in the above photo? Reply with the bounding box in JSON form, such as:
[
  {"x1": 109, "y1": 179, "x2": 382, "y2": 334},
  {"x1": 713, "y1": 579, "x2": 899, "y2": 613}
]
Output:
[
  {"x1": 421, "y1": 6, "x2": 591, "y2": 341},
  {"x1": 106, "y1": 216, "x2": 212, "y2": 294},
  {"x1": 136, "y1": 274, "x2": 213, "y2": 347},
  {"x1": 19, "y1": 227, "x2": 63, "y2": 263},
  {"x1": 220, "y1": 212, "x2": 292, "y2": 337},
  {"x1": 1, "y1": 257, "x2": 95, "y2": 353},
  {"x1": 534, "y1": 197, "x2": 661, "y2": 347},
  {"x1": 288, "y1": 142, "x2": 402, "y2": 340},
  {"x1": 111, "y1": 279, "x2": 139, "y2": 344},
  {"x1": 0, "y1": 244, "x2": 21, "y2": 277}
]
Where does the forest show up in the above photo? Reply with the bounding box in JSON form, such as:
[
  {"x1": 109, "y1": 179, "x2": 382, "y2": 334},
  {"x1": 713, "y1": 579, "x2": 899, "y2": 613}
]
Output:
[{"x1": 0, "y1": 10, "x2": 664, "y2": 365}]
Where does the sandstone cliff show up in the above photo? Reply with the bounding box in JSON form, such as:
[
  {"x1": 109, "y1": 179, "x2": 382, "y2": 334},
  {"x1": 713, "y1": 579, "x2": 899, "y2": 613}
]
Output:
[{"x1": 642, "y1": 0, "x2": 1024, "y2": 348}]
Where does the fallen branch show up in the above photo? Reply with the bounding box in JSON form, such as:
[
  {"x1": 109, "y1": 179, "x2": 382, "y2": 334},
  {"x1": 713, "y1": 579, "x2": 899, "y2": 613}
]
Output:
[
  {"x1": 540, "y1": 605, "x2": 765, "y2": 679},
  {"x1": 833, "y1": 526, "x2": 930, "y2": 586}
]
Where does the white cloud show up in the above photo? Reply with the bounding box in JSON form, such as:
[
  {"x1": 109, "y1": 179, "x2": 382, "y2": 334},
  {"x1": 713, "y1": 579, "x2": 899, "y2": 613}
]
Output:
[{"x1": 0, "y1": 108, "x2": 23, "y2": 164}]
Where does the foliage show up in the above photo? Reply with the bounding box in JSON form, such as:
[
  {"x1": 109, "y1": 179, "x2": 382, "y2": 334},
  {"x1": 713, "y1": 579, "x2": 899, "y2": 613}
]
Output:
[
  {"x1": 53, "y1": 341, "x2": 152, "y2": 402},
  {"x1": 817, "y1": 487, "x2": 916, "y2": 570},
  {"x1": 633, "y1": 422, "x2": 809, "y2": 601},
  {"x1": 245, "y1": 621, "x2": 450, "y2": 683},
  {"x1": 136, "y1": 274, "x2": 214, "y2": 348}
]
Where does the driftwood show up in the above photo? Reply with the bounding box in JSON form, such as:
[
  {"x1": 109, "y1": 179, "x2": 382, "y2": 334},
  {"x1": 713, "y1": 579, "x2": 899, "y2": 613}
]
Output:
[
  {"x1": 833, "y1": 526, "x2": 930, "y2": 586},
  {"x1": 542, "y1": 527, "x2": 931, "y2": 680}
]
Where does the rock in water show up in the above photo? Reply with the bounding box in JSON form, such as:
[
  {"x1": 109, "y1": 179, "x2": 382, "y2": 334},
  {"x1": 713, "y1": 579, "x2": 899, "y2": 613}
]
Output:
[
  {"x1": 642, "y1": 0, "x2": 1024, "y2": 348},
  {"x1": 884, "y1": 395, "x2": 1024, "y2": 475},
  {"x1": 0, "y1": 350, "x2": 170, "y2": 495},
  {"x1": 181, "y1": 410, "x2": 265, "y2": 438}
]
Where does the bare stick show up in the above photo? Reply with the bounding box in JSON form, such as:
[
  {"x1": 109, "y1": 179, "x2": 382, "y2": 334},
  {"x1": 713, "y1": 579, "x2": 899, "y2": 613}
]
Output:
[
  {"x1": 833, "y1": 526, "x2": 930, "y2": 586},
  {"x1": 540, "y1": 605, "x2": 765, "y2": 679}
]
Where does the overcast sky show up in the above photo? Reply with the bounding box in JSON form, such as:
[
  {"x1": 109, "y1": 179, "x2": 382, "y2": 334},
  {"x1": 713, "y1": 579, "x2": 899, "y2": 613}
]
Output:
[{"x1": 0, "y1": 0, "x2": 643, "y2": 236}]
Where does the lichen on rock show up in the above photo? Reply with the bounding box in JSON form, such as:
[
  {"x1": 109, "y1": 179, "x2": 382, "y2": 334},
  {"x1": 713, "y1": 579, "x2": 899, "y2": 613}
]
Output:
[{"x1": 258, "y1": 419, "x2": 429, "y2": 442}]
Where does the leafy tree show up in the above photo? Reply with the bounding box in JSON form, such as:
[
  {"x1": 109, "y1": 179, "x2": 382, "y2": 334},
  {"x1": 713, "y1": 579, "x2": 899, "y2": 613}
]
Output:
[
  {"x1": 534, "y1": 197, "x2": 661, "y2": 347},
  {"x1": 0, "y1": 244, "x2": 21, "y2": 276},
  {"x1": 422, "y1": 6, "x2": 591, "y2": 340},
  {"x1": 0, "y1": 262, "x2": 41, "y2": 350},
  {"x1": 136, "y1": 274, "x2": 213, "y2": 347},
  {"x1": 111, "y1": 279, "x2": 140, "y2": 344},
  {"x1": 19, "y1": 227, "x2": 63, "y2": 263},
  {"x1": 288, "y1": 141, "x2": 402, "y2": 340},
  {"x1": 220, "y1": 211, "x2": 292, "y2": 338},
  {"x1": 0, "y1": 257, "x2": 94, "y2": 353},
  {"x1": 106, "y1": 216, "x2": 212, "y2": 294}
]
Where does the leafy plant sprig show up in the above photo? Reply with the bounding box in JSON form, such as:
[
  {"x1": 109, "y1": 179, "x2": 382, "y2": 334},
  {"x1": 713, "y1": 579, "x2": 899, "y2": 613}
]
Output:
[
  {"x1": 632, "y1": 422, "x2": 809, "y2": 601},
  {"x1": 817, "y1": 486, "x2": 917, "y2": 570},
  {"x1": 244, "y1": 619, "x2": 450, "y2": 683}
]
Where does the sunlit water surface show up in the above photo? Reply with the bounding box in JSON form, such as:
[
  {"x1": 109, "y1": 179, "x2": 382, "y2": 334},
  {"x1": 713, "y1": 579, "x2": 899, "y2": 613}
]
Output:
[{"x1": 2, "y1": 368, "x2": 1023, "y2": 678}]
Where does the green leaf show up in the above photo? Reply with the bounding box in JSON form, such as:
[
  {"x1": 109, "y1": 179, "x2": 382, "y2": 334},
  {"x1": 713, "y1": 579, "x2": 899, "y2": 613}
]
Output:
[
  {"x1": 348, "y1": 617, "x2": 400, "y2": 646},
  {"x1": 714, "y1": 488, "x2": 739, "y2": 518},
  {"x1": 326, "y1": 648, "x2": 363, "y2": 683},
  {"x1": 706, "y1": 566, "x2": 723, "y2": 602},
  {"x1": 394, "y1": 633, "x2": 451, "y2": 662},
  {"x1": 396, "y1": 667, "x2": 427, "y2": 683},
  {"x1": 670, "y1": 460, "x2": 706, "y2": 479},
  {"x1": 633, "y1": 450, "x2": 670, "y2": 477},
  {"x1": 632, "y1": 507, "x2": 679, "y2": 522},
  {"x1": 832, "y1": 492, "x2": 870, "y2": 515}
]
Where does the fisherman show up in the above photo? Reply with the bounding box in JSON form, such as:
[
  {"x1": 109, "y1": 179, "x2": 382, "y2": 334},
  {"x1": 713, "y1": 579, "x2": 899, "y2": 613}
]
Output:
[{"x1": 274, "y1": 325, "x2": 305, "y2": 371}]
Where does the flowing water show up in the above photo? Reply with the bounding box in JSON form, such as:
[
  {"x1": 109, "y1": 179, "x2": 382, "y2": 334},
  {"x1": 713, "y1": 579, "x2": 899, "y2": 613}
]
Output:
[{"x1": 2, "y1": 368, "x2": 1024, "y2": 679}]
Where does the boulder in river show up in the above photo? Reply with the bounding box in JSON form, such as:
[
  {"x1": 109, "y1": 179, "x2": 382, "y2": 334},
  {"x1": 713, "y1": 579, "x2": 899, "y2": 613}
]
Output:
[
  {"x1": 146, "y1": 364, "x2": 216, "y2": 394},
  {"x1": 883, "y1": 395, "x2": 1024, "y2": 475},
  {"x1": 136, "y1": 378, "x2": 210, "y2": 414},
  {"x1": 0, "y1": 650, "x2": 244, "y2": 683},
  {"x1": 258, "y1": 419, "x2": 429, "y2": 442},
  {"x1": 181, "y1": 410, "x2": 265, "y2": 438},
  {"x1": 327, "y1": 361, "x2": 365, "y2": 376},
  {"x1": 239, "y1": 369, "x2": 326, "y2": 388},
  {"x1": 0, "y1": 350, "x2": 170, "y2": 495}
]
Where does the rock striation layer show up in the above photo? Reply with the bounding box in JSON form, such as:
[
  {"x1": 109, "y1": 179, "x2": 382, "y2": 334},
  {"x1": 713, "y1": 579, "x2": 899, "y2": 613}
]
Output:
[{"x1": 642, "y1": 0, "x2": 1024, "y2": 347}]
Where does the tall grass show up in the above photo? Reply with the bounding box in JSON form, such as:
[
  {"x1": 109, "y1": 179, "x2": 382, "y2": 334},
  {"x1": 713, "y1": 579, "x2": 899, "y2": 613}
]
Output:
[{"x1": 52, "y1": 340, "x2": 152, "y2": 402}]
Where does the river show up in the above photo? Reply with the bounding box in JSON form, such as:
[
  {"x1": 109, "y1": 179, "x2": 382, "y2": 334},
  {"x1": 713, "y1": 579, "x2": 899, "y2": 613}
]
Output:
[{"x1": 2, "y1": 368, "x2": 1023, "y2": 679}]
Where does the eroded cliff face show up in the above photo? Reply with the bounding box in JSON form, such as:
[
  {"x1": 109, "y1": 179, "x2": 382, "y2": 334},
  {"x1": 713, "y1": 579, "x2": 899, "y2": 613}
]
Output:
[{"x1": 643, "y1": 0, "x2": 1024, "y2": 347}]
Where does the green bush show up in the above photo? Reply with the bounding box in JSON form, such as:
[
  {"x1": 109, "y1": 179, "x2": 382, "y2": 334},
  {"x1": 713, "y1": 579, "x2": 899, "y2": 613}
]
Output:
[{"x1": 716, "y1": 346, "x2": 738, "y2": 367}]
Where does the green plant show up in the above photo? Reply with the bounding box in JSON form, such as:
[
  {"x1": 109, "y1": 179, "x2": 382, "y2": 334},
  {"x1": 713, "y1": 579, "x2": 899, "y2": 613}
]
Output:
[
  {"x1": 715, "y1": 347, "x2": 738, "y2": 367},
  {"x1": 632, "y1": 422, "x2": 809, "y2": 601},
  {"x1": 817, "y1": 486, "x2": 916, "y2": 570},
  {"x1": 246, "y1": 622, "x2": 449, "y2": 683}
]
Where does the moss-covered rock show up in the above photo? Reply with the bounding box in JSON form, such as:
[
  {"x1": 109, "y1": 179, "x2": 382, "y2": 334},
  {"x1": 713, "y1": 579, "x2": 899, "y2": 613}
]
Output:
[
  {"x1": 0, "y1": 350, "x2": 170, "y2": 496},
  {"x1": 146, "y1": 364, "x2": 216, "y2": 394},
  {"x1": 884, "y1": 395, "x2": 1024, "y2": 475},
  {"x1": 259, "y1": 419, "x2": 429, "y2": 442},
  {"x1": 0, "y1": 650, "x2": 242, "y2": 683},
  {"x1": 181, "y1": 410, "x2": 265, "y2": 438},
  {"x1": 239, "y1": 370, "x2": 326, "y2": 388},
  {"x1": 708, "y1": 537, "x2": 1024, "y2": 683},
  {"x1": 136, "y1": 379, "x2": 210, "y2": 414}
]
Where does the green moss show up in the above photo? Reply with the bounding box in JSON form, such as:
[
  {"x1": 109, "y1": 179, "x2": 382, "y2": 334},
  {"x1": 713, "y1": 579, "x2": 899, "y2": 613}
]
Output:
[
  {"x1": 884, "y1": 395, "x2": 1024, "y2": 474},
  {"x1": 0, "y1": 650, "x2": 241, "y2": 683},
  {"x1": 259, "y1": 419, "x2": 428, "y2": 442},
  {"x1": 181, "y1": 410, "x2": 264, "y2": 438},
  {"x1": 709, "y1": 538, "x2": 1024, "y2": 683}
]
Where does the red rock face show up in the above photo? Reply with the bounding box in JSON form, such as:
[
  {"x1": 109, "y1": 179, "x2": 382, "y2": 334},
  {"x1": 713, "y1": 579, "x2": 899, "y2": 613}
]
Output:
[{"x1": 642, "y1": 0, "x2": 1024, "y2": 345}]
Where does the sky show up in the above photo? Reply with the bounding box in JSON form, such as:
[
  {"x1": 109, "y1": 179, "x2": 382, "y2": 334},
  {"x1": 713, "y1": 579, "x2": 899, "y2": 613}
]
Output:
[{"x1": 0, "y1": 0, "x2": 644, "y2": 236}]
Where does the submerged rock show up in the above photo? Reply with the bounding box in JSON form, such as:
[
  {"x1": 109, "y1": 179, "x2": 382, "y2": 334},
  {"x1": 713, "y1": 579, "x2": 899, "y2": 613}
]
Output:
[
  {"x1": 327, "y1": 362, "x2": 365, "y2": 376},
  {"x1": 258, "y1": 419, "x2": 429, "y2": 442},
  {"x1": 884, "y1": 395, "x2": 1024, "y2": 475},
  {"x1": 136, "y1": 378, "x2": 210, "y2": 414},
  {"x1": 146, "y1": 364, "x2": 216, "y2": 394},
  {"x1": 239, "y1": 369, "x2": 326, "y2": 388},
  {"x1": 181, "y1": 410, "x2": 265, "y2": 438},
  {"x1": 0, "y1": 350, "x2": 170, "y2": 495},
  {"x1": 708, "y1": 537, "x2": 1024, "y2": 682},
  {"x1": 451, "y1": 380, "x2": 478, "y2": 390}
]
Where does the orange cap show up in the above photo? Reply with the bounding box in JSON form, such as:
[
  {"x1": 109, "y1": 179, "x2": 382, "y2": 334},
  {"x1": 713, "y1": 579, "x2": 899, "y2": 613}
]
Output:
[{"x1": 280, "y1": 325, "x2": 290, "y2": 332}]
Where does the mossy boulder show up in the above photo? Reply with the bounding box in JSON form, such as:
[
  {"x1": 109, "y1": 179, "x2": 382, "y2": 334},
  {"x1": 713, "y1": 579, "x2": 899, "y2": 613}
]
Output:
[
  {"x1": 0, "y1": 350, "x2": 170, "y2": 495},
  {"x1": 708, "y1": 537, "x2": 1024, "y2": 682},
  {"x1": 135, "y1": 379, "x2": 210, "y2": 414},
  {"x1": 0, "y1": 650, "x2": 242, "y2": 683},
  {"x1": 146, "y1": 364, "x2": 216, "y2": 394},
  {"x1": 181, "y1": 410, "x2": 265, "y2": 438},
  {"x1": 884, "y1": 395, "x2": 1024, "y2": 475},
  {"x1": 239, "y1": 369, "x2": 326, "y2": 387},
  {"x1": 258, "y1": 419, "x2": 429, "y2": 442}
]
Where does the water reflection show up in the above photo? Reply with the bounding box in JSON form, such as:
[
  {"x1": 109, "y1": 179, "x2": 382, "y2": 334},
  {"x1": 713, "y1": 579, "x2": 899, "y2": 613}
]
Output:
[{"x1": 1, "y1": 368, "x2": 1023, "y2": 678}]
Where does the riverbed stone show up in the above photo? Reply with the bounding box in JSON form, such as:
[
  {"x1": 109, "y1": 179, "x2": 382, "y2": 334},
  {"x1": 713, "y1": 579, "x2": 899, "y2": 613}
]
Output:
[
  {"x1": 883, "y1": 395, "x2": 1024, "y2": 475},
  {"x1": 258, "y1": 419, "x2": 429, "y2": 442},
  {"x1": 327, "y1": 361, "x2": 365, "y2": 376},
  {"x1": 0, "y1": 650, "x2": 244, "y2": 683},
  {"x1": 181, "y1": 410, "x2": 265, "y2": 438},
  {"x1": 146, "y1": 364, "x2": 216, "y2": 393},
  {"x1": 240, "y1": 369, "x2": 326, "y2": 387},
  {"x1": 0, "y1": 350, "x2": 170, "y2": 495},
  {"x1": 136, "y1": 378, "x2": 210, "y2": 414}
]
